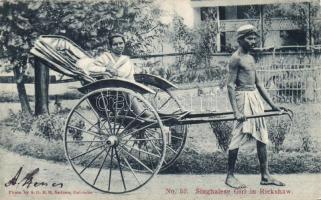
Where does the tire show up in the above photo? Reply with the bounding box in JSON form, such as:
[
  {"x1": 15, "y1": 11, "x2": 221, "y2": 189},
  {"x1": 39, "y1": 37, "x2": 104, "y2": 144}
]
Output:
[{"x1": 64, "y1": 87, "x2": 166, "y2": 193}]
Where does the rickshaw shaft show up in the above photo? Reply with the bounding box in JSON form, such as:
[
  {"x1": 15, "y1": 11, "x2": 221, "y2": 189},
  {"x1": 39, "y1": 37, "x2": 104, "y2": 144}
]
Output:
[{"x1": 170, "y1": 111, "x2": 289, "y2": 126}]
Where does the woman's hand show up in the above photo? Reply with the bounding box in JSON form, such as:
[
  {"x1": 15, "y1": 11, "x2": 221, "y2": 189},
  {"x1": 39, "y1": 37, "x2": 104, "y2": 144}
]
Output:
[{"x1": 106, "y1": 67, "x2": 118, "y2": 77}]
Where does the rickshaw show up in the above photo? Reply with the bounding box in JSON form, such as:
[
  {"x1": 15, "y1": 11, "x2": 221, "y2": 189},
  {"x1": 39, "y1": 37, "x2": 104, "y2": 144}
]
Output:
[{"x1": 30, "y1": 35, "x2": 293, "y2": 194}]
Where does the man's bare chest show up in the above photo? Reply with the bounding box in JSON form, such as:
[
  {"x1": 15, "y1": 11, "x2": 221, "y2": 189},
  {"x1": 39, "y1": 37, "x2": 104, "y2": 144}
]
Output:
[{"x1": 239, "y1": 55, "x2": 256, "y2": 72}]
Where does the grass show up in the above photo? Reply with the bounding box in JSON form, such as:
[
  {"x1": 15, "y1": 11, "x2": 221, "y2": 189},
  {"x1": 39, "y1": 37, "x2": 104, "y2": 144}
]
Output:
[
  {"x1": 163, "y1": 147, "x2": 321, "y2": 174},
  {"x1": 0, "y1": 90, "x2": 83, "y2": 102},
  {"x1": 1, "y1": 128, "x2": 321, "y2": 174},
  {"x1": 0, "y1": 125, "x2": 66, "y2": 162}
]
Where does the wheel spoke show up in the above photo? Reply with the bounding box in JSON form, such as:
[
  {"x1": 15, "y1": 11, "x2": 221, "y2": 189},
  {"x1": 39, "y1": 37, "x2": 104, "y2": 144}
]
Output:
[
  {"x1": 114, "y1": 147, "x2": 127, "y2": 191},
  {"x1": 118, "y1": 146, "x2": 153, "y2": 173},
  {"x1": 144, "y1": 129, "x2": 159, "y2": 138},
  {"x1": 121, "y1": 144, "x2": 160, "y2": 158},
  {"x1": 144, "y1": 141, "x2": 155, "y2": 170},
  {"x1": 79, "y1": 146, "x2": 108, "y2": 174},
  {"x1": 67, "y1": 140, "x2": 104, "y2": 143},
  {"x1": 79, "y1": 135, "x2": 98, "y2": 164},
  {"x1": 128, "y1": 140, "x2": 135, "y2": 155},
  {"x1": 99, "y1": 119, "x2": 112, "y2": 135},
  {"x1": 80, "y1": 122, "x2": 105, "y2": 154},
  {"x1": 87, "y1": 122, "x2": 108, "y2": 135},
  {"x1": 146, "y1": 127, "x2": 168, "y2": 135},
  {"x1": 119, "y1": 108, "x2": 148, "y2": 135},
  {"x1": 93, "y1": 147, "x2": 111, "y2": 185},
  {"x1": 144, "y1": 130, "x2": 163, "y2": 152},
  {"x1": 122, "y1": 155, "x2": 141, "y2": 185},
  {"x1": 67, "y1": 125, "x2": 103, "y2": 139},
  {"x1": 70, "y1": 144, "x2": 105, "y2": 160},
  {"x1": 171, "y1": 135, "x2": 183, "y2": 140},
  {"x1": 145, "y1": 130, "x2": 167, "y2": 165},
  {"x1": 85, "y1": 99, "x2": 100, "y2": 121},
  {"x1": 158, "y1": 97, "x2": 172, "y2": 111},
  {"x1": 172, "y1": 108, "x2": 182, "y2": 114},
  {"x1": 145, "y1": 130, "x2": 161, "y2": 151},
  {"x1": 166, "y1": 145, "x2": 178, "y2": 154},
  {"x1": 115, "y1": 92, "x2": 131, "y2": 135},
  {"x1": 74, "y1": 110, "x2": 99, "y2": 131},
  {"x1": 108, "y1": 147, "x2": 114, "y2": 191},
  {"x1": 122, "y1": 138, "x2": 162, "y2": 141},
  {"x1": 120, "y1": 122, "x2": 158, "y2": 139},
  {"x1": 100, "y1": 91, "x2": 114, "y2": 135},
  {"x1": 113, "y1": 91, "x2": 119, "y2": 135},
  {"x1": 146, "y1": 127, "x2": 176, "y2": 143},
  {"x1": 153, "y1": 89, "x2": 159, "y2": 99},
  {"x1": 120, "y1": 134, "x2": 135, "y2": 147}
]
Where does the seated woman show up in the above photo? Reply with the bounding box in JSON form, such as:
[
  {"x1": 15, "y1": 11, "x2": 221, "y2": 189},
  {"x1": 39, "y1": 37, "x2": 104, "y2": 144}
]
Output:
[
  {"x1": 77, "y1": 33, "x2": 134, "y2": 81},
  {"x1": 77, "y1": 33, "x2": 153, "y2": 119}
]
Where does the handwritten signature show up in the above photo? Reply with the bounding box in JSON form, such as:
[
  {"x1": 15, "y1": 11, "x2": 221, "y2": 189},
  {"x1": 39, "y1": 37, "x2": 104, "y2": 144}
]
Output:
[{"x1": 4, "y1": 166, "x2": 63, "y2": 188}]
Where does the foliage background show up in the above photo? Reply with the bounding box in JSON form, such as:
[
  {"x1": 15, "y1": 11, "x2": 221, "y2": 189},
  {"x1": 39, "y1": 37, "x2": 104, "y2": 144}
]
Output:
[{"x1": 0, "y1": 0, "x2": 169, "y2": 70}]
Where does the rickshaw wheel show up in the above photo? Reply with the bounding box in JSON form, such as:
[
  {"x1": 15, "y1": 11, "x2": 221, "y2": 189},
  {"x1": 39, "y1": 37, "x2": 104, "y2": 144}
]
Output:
[
  {"x1": 141, "y1": 85, "x2": 188, "y2": 171},
  {"x1": 64, "y1": 87, "x2": 166, "y2": 193}
]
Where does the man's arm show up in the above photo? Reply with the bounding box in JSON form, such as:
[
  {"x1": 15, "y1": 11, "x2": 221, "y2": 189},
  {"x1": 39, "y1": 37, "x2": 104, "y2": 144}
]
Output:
[
  {"x1": 227, "y1": 56, "x2": 245, "y2": 121},
  {"x1": 255, "y1": 72, "x2": 281, "y2": 111}
]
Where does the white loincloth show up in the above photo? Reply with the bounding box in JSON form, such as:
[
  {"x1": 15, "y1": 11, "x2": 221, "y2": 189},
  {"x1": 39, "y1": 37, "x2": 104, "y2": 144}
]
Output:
[{"x1": 228, "y1": 90, "x2": 269, "y2": 150}]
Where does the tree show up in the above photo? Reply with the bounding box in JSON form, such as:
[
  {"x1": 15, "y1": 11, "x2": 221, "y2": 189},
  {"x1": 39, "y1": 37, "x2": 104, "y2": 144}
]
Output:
[
  {"x1": 0, "y1": 0, "x2": 167, "y2": 115},
  {"x1": 262, "y1": 2, "x2": 321, "y2": 46},
  {"x1": 166, "y1": 9, "x2": 225, "y2": 83},
  {"x1": 34, "y1": 59, "x2": 49, "y2": 114},
  {"x1": 0, "y1": 2, "x2": 33, "y2": 115}
]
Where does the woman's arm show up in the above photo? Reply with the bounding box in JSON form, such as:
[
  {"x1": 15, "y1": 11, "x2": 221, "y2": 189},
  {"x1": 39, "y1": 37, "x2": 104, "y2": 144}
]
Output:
[
  {"x1": 77, "y1": 57, "x2": 107, "y2": 74},
  {"x1": 77, "y1": 53, "x2": 118, "y2": 76}
]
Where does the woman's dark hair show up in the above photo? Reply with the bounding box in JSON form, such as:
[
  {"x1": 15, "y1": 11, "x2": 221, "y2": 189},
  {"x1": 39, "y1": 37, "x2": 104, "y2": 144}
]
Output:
[{"x1": 108, "y1": 33, "x2": 126, "y2": 47}]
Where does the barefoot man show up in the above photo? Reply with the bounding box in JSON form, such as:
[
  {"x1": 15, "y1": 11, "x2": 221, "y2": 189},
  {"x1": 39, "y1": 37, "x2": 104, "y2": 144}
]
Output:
[{"x1": 226, "y1": 24, "x2": 285, "y2": 188}]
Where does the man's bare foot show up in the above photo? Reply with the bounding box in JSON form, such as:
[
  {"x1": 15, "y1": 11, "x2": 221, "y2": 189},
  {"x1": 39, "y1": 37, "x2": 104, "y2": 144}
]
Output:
[
  {"x1": 225, "y1": 175, "x2": 247, "y2": 189},
  {"x1": 260, "y1": 176, "x2": 285, "y2": 186}
]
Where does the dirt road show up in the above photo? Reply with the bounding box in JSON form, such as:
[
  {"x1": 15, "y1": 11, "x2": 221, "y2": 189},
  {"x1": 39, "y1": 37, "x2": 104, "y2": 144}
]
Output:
[{"x1": 1, "y1": 148, "x2": 321, "y2": 200}]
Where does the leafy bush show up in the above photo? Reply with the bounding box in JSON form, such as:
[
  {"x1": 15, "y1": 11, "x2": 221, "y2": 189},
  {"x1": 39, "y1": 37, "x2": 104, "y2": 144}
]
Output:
[
  {"x1": 266, "y1": 116, "x2": 290, "y2": 152},
  {"x1": 210, "y1": 115, "x2": 293, "y2": 153},
  {"x1": 31, "y1": 114, "x2": 65, "y2": 141},
  {"x1": 8, "y1": 110, "x2": 67, "y2": 141},
  {"x1": 291, "y1": 110, "x2": 316, "y2": 152},
  {"x1": 8, "y1": 110, "x2": 34, "y2": 133},
  {"x1": 209, "y1": 120, "x2": 233, "y2": 152}
]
